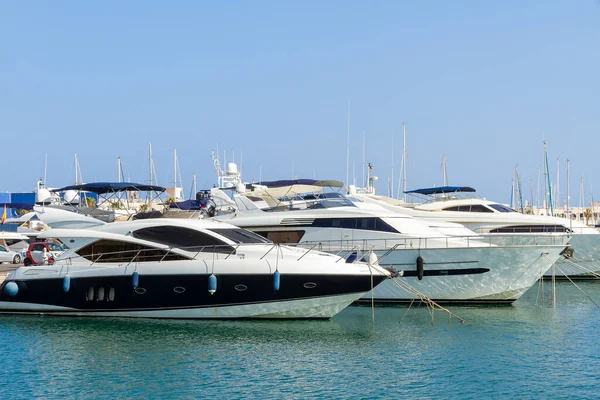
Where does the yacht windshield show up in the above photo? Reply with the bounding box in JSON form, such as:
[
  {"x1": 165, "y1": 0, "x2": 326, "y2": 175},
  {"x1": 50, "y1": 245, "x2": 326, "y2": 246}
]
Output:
[
  {"x1": 488, "y1": 204, "x2": 517, "y2": 213},
  {"x1": 208, "y1": 228, "x2": 271, "y2": 244}
]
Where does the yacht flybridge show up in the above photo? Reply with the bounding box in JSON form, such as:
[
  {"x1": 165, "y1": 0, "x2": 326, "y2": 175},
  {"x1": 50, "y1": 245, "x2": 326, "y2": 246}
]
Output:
[
  {"x1": 215, "y1": 192, "x2": 568, "y2": 304},
  {"x1": 0, "y1": 219, "x2": 389, "y2": 319},
  {"x1": 348, "y1": 185, "x2": 600, "y2": 279}
]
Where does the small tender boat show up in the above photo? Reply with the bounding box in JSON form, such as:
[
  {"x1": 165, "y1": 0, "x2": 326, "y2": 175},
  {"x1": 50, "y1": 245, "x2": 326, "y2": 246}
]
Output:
[{"x1": 0, "y1": 219, "x2": 389, "y2": 319}]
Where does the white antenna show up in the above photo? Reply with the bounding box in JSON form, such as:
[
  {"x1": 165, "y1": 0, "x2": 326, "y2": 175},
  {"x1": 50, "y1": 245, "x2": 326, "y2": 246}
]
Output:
[
  {"x1": 346, "y1": 101, "x2": 350, "y2": 190},
  {"x1": 442, "y1": 154, "x2": 448, "y2": 186},
  {"x1": 117, "y1": 156, "x2": 122, "y2": 183},
  {"x1": 74, "y1": 154, "x2": 78, "y2": 184},
  {"x1": 192, "y1": 173, "x2": 197, "y2": 199}
]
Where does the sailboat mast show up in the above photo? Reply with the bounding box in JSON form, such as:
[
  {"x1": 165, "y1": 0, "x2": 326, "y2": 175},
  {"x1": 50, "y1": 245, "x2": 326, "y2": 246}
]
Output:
[
  {"x1": 391, "y1": 131, "x2": 394, "y2": 198},
  {"x1": 362, "y1": 131, "x2": 366, "y2": 189},
  {"x1": 148, "y1": 142, "x2": 153, "y2": 186},
  {"x1": 44, "y1": 153, "x2": 48, "y2": 186},
  {"x1": 402, "y1": 122, "x2": 407, "y2": 201},
  {"x1": 556, "y1": 157, "x2": 560, "y2": 210},
  {"x1": 346, "y1": 101, "x2": 350, "y2": 190},
  {"x1": 174, "y1": 148, "x2": 177, "y2": 188},
  {"x1": 566, "y1": 159, "x2": 570, "y2": 214}
]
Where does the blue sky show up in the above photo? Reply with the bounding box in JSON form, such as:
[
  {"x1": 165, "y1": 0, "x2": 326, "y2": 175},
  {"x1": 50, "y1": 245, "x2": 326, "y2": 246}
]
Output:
[{"x1": 1, "y1": 1, "x2": 599, "y2": 205}]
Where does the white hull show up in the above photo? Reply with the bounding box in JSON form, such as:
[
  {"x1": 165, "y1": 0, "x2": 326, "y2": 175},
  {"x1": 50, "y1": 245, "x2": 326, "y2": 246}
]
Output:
[
  {"x1": 363, "y1": 244, "x2": 564, "y2": 303},
  {"x1": 545, "y1": 234, "x2": 600, "y2": 278}
]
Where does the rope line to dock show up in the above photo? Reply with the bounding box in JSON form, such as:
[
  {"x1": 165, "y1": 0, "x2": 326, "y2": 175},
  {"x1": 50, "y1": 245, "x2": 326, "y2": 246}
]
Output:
[
  {"x1": 552, "y1": 260, "x2": 600, "y2": 309},
  {"x1": 561, "y1": 258, "x2": 600, "y2": 279},
  {"x1": 388, "y1": 276, "x2": 468, "y2": 324}
]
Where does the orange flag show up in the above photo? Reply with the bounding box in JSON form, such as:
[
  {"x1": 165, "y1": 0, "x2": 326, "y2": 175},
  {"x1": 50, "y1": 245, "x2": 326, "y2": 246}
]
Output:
[{"x1": 1, "y1": 204, "x2": 6, "y2": 224}]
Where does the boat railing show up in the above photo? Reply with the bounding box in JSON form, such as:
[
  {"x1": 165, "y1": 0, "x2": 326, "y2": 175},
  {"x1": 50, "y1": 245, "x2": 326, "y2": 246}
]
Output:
[
  {"x1": 292, "y1": 233, "x2": 569, "y2": 253},
  {"x1": 53, "y1": 243, "x2": 304, "y2": 266}
]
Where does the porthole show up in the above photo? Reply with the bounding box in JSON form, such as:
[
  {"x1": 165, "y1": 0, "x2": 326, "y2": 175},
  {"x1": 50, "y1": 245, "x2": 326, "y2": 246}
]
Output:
[
  {"x1": 108, "y1": 287, "x2": 116, "y2": 301},
  {"x1": 173, "y1": 286, "x2": 186, "y2": 294},
  {"x1": 303, "y1": 282, "x2": 317, "y2": 289},
  {"x1": 234, "y1": 284, "x2": 248, "y2": 292},
  {"x1": 87, "y1": 287, "x2": 95, "y2": 301},
  {"x1": 134, "y1": 287, "x2": 147, "y2": 295},
  {"x1": 97, "y1": 287, "x2": 105, "y2": 301}
]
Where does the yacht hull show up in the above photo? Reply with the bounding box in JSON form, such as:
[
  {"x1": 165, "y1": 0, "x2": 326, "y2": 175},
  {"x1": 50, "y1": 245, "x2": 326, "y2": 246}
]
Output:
[
  {"x1": 359, "y1": 244, "x2": 565, "y2": 304},
  {"x1": 0, "y1": 265, "x2": 386, "y2": 319},
  {"x1": 545, "y1": 234, "x2": 600, "y2": 279}
]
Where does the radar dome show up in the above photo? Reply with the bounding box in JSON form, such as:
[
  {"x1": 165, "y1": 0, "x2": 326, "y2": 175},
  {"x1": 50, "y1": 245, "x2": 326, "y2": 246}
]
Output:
[
  {"x1": 36, "y1": 188, "x2": 53, "y2": 205},
  {"x1": 64, "y1": 190, "x2": 80, "y2": 204},
  {"x1": 226, "y1": 163, "x2": 238, "y2": 175}
]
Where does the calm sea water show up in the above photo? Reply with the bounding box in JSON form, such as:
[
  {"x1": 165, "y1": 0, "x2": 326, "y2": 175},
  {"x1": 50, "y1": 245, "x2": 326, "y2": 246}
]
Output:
[{"x1": 1, "y1": 281, "x2": 600, "y2": 399}]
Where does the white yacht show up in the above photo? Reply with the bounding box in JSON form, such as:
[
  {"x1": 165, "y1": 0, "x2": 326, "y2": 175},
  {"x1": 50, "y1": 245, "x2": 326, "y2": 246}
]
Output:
[
  {"x1": 349, "y1": 186, "x2": 600, "y2": 279},
  {"x1": 0, "y1": 219, "x2": 389, "y2": 319},
  {"x1": 214, "y1": 193, "x2": 568, "y2": 304}
]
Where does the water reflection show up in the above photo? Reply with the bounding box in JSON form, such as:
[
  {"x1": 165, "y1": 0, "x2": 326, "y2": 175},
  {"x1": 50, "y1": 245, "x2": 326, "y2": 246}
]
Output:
[{"x1": 1, "y1": 281, "x2": 599, "y2": 398}]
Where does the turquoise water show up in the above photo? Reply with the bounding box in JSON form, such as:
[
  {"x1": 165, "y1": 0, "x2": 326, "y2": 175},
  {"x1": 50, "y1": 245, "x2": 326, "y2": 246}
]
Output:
[{"x1": 2, "y1": 281, "x2": 600, "y2": 399}]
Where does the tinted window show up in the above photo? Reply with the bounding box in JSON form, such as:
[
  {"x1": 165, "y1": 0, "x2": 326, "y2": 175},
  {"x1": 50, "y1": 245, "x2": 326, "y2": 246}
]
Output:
[
  {"x1": 0, "y1": 246, "x2": 6, "y2": 252},
  {"x1": 488, "y1": 204, "x2": 517, "y2": 213},
  {"x1": 489, "y1": 225, "x2": 571, "y2": 233},
  {"x1": 208, "y1": 228, "x2": 270, "y2": 244},
  {"x1": 77, "y1": 240, "x2": 188, "y2": 263},
  {"x1": 133, "y1": 226, "x2": 232, "y2": 252},
  {"x1": 443, "y1": 206, "x2": 460, "y2": 212},
  {"x1": 469, "y1": 205, "x2": 493, "y2": 213},
  {"x1": 312, "y1": 218, "x2": 398, "y2": 233}
]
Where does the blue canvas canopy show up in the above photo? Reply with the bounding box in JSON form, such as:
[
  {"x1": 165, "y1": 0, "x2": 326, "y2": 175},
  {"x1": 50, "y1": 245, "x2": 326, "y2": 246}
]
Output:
[
  {"x1": 52, "y1": 182, "x2": 166, "y2": 194},
  {"x1": 404, "y1": 186, "x2": 476, "y2": 195},
  {"x1": 168, "y1": 199, "x2": 206, "y2": 210}
]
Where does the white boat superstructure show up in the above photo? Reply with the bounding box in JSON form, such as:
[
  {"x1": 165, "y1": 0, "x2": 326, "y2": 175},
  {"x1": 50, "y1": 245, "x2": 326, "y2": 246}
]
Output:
[
  {"x1": 0, "y1": 219, "x2": 389, "y2": 319},
  {"x1": 348, "y1": 186, "x2": 599, "y2": 279},
  {"x1": 215, "y1": 194, "x2": 568, "y2": 304}
]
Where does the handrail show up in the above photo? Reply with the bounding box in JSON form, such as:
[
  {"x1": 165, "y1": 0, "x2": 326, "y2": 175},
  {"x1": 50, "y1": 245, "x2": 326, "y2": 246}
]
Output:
[
  {"x1": 260, "y1": 244, "x2": 278, "y2": 260},
  {"x1": 297, "y1": 244, "x2": 317, "y2": 261}
]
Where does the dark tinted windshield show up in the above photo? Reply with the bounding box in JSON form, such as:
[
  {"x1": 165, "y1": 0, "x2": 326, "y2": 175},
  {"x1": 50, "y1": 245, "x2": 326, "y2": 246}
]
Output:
[
  {"x1": 208, "y1": 228, "x2": 271, "y2": 244},
  {"x1": 133, "y1": 226, "x2": 232, "y2": 252},
  {"x1": 488, "y1": 204, "x2": 516, "y2": 213}
]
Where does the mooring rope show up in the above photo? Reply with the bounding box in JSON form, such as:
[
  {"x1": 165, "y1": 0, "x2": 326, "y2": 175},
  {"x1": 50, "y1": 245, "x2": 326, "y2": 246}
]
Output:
[
  {"x1": 388, "y1": 275, "x2": 468, "y2": 324},
  {"x1": 561, "y1": 258, "x2": 600, "y2": 279},
  {"x1": 543, "y1": 254, "x2": 600, "y2": 309}
]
